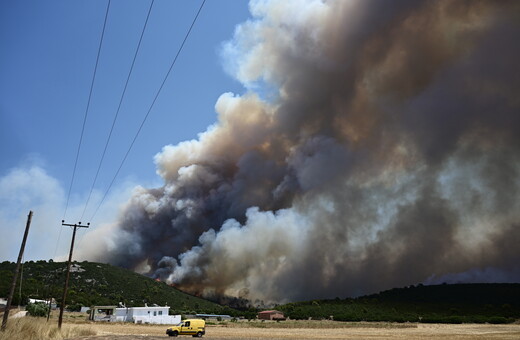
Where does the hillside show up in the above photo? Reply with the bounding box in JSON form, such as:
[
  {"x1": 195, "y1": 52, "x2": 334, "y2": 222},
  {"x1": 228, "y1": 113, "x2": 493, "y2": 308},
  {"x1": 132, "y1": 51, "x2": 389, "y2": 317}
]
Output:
[
  {"x1": 278, "y1": 283, "x2": 520, "y2": 323},
  {"x1": 0, "y1": 260, "x2": 233, "y2": 315},
  {"x1": 3, "y1": 260, "x2": 519, "y2": 323}
]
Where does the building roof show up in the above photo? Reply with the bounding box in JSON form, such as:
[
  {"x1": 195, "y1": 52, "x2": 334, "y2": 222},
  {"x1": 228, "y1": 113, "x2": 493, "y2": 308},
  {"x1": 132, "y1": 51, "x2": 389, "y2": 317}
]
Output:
[
  {"x1": 115, "y1": 306, "x2": 169, "y2": 310},
  {"x1": 258, "y1": 310, "x2": 283, "y2": 314}
]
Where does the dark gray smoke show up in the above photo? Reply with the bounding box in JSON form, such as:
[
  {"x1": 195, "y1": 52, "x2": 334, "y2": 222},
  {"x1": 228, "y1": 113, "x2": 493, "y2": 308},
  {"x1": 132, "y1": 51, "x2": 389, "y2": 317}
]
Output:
[{"x1": 78, "y1": 0, "x2": 520, "y2": 303}]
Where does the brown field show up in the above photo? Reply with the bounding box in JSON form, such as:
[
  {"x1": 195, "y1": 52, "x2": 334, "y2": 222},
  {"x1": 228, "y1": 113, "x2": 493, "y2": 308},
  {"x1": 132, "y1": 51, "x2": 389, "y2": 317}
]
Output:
[
  {"x1": 66, "y1": 319, "x2": 520, "y2": 340},
  {"x1": 2, "y1": 311, "x2": 519, "y2": 340}
]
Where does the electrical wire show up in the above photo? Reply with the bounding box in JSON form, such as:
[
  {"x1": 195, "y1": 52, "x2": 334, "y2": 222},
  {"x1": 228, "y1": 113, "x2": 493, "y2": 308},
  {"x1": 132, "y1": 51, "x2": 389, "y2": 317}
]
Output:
[
  {"x1": 52, "y1": 228, "x2": 62, "y2": 261},
  {"x1": 89, "y1": 0, "x2": 207, "y2": 222},
  {"x1": 63, "y1": 0, "x2": 111, "y2": 221},
  {"x1": 55, "y1": 0, "x2": 110, "y2": 263},
  {"x1": 80, "y1": 0, "x2": 155, "y2": 221}
]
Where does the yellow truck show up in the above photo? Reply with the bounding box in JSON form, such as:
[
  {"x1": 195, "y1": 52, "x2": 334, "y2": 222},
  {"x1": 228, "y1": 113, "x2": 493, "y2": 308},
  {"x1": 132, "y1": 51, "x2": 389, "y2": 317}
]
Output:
[{"x1": 166, "y1": 319, "x2": 205, "y2": 337}]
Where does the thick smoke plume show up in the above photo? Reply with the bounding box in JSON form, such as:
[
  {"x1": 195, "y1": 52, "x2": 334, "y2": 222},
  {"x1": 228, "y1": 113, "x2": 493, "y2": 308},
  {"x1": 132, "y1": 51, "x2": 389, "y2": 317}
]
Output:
[{"x1": 79, "y1": 0, "x2": 520, "y2": 303}]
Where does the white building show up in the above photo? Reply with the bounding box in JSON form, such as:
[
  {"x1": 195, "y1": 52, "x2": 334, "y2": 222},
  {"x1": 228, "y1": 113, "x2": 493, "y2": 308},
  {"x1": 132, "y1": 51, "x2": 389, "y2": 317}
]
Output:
[
  {"x1": 89, "y1": 305, "x2": 180, "y2": 324},
  {"x1": 29, "y1": 298, "x2": 46, "y2": 304},
  {"x1": 115, "y1": 306, "x2": 180, "y2": 324},
  {"x1": 29, "y1": 298, "x2": 57, "y2": 309}
]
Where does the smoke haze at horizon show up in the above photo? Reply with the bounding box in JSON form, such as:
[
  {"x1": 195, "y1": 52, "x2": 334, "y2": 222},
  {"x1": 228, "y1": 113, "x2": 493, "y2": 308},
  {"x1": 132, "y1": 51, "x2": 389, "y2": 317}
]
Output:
[{"x1": 76, "y1": 0, "x2": 520, "y2": 303}]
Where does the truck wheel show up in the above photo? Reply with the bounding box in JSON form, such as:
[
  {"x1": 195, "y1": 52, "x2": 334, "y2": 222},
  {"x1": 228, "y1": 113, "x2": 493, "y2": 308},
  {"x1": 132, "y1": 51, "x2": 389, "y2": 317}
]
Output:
[
  {"x1": 196, "y1": 331, "x2": 203, "y2": 337},
  {"x1": 171, "y1": 331, "x2": 178, "y2": 337}
]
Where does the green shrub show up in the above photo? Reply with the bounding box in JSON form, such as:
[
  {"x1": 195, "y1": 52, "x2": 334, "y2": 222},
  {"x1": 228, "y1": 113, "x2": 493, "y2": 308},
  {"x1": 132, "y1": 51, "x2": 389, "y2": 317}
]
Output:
[
  {"x1": 67, "y1": 303, "x2": 82, "y2": 312},
  {"x1": 421, "y1": 315, "x2": 444, "y2": 323},
  {"x1": 26, "y1": 302, "x2": 49, "y2": 317},
  {"x1": 488, "y1": 316, "x2": 511, "y2": 324},
  {"x1": 468, "y1": 315, "x2": 487, "y2": 324},
  {"x1": 444, "y1": 315, "x2": 463, "y2": 324}
]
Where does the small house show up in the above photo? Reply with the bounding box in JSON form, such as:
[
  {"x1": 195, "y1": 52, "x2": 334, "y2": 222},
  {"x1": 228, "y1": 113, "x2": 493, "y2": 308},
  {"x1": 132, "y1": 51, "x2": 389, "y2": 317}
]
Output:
[
  {"x1": 89, "y1": 306, "x2": 117, "y2": 322},
  {"x1": 257, "y1": 310, "x2": 285, "y2": 320}
]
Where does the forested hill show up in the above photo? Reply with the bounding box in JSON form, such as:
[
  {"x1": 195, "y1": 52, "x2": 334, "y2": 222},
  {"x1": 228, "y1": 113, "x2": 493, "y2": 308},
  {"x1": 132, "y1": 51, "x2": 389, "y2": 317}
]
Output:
[
  {"x1": 278, "y1": 283, "x2": 520, "y2": 323},
  {"x1": 0, "y1": 260, "x2": 232, "y2": 315},
  {"x1": 366, "y1": 283, "x2": 520, "y2": 305}
]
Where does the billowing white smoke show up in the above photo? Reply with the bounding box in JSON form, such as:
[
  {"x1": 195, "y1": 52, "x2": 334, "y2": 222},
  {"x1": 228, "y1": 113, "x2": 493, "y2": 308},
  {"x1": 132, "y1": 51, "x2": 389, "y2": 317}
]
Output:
[{"x1": 78, "y1": 0, "x2": 520, "y2": 303}]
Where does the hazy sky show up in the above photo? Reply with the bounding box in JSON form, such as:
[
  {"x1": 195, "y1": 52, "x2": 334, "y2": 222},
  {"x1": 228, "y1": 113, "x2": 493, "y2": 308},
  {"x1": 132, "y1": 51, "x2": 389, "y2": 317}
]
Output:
[{"x1": 0, "y1": 0, "x2": 250, "y2": 260}]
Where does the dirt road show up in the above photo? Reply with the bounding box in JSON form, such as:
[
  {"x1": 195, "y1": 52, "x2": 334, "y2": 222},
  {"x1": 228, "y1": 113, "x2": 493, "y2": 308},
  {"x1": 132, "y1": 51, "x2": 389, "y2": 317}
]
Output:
[{"x1": 66, "y1": 323, "x2": 520, "y2": 340}]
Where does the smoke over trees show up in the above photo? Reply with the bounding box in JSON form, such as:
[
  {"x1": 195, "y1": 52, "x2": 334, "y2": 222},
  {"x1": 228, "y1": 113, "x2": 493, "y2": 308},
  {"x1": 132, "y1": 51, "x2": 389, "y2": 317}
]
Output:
[{"x1": 77, "y1": 0, "x2": 520, "y2": 303}]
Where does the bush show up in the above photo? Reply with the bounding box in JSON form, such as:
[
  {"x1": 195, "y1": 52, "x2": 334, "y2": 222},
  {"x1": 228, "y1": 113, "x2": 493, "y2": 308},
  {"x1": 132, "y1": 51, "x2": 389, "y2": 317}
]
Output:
[
  {"x1": 26, "y1": 302, "x2": 49, "y2": 317},
  {"x1": 444, "y1": 315, "x2": 463, "y2": 324},
  {"x1": 468, "y1": 315, "x2": 487, "y2": 324},
  {"x1": 421, "y1": 315, "x2": 446, "y2": 323},
  {"x1": 66, "y1": 303, "x2": 82, "y2": 312},
  {"x1": 488, "y1": 316, "x2": 511, "y2": 324}
]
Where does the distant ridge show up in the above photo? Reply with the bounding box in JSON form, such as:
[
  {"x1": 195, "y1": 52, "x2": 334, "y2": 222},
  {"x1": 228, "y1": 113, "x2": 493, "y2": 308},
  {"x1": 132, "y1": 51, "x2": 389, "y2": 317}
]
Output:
[
  {"x1": 278, "y1": 283, "x2": 520, "y2": 323},
  {"x1": 366, "y1": 283, "x2": 520, "y2": 305}
]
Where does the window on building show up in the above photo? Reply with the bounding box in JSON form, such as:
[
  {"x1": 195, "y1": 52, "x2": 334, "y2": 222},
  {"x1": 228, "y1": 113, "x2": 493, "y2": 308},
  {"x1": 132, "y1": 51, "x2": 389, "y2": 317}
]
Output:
[
  {"x1": 154, "y1": 311, "x2": 157, "y2": 316},
  {"x1": 159, "y1": 311, "x2": 163, "y2": 315}
]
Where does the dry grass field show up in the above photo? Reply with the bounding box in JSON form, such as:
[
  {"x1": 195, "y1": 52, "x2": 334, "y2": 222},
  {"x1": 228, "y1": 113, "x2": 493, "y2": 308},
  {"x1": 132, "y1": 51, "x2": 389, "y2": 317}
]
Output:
[
  {"x1": 66, "y1": 319, "x2": 520, "y2": 340},
  {"x1": 2, "y1": 311, "x2": 519, "y2": 340},
  {"x1": 0, "y1": 314, "x2": 96, "y2": 340}
]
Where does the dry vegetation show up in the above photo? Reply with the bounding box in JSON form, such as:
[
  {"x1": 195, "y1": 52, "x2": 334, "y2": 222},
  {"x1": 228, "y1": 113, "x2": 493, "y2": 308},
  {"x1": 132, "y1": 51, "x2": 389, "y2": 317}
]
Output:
[
  {"x1": 64, "y1": 322, "x2": 520, "y2": 340},
  {"x1": 66, "y1": 318, "x2": 520, "y2": 340},
  {"x1": 2, "y1": 312, "x2": 519, "y2": 340},
  {"x1": 0, "y1": 316, "x2": 96, "y2": 340}
]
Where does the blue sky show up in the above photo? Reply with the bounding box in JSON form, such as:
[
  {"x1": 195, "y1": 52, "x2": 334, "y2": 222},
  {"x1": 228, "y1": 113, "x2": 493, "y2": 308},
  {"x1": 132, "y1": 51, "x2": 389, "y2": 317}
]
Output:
[{"x1": 0, "y1": 0, "x2": 251, "y2": 260}]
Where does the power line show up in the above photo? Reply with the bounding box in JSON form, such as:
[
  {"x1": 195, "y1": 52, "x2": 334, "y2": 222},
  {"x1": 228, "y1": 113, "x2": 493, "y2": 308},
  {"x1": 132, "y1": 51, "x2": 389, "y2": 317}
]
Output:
[
  {"x1": 63, "y1": 0, "x2": 111, "y2": 220},
  {"x1": 80, "y1": 0, "x2": 155, "y2": 221},
  {"x1": 89, "y1": 0, "x2": 207, "y2": 222},
  {"x1": 52, "y1": 225, "x2": 63, "y2": 261}
]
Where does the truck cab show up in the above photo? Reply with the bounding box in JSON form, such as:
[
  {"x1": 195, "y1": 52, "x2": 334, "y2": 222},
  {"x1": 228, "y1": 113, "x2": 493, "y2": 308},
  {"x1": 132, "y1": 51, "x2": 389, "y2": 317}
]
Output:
[{"x1": 166, "y1": 319, "x2": 205, "y2": 337}]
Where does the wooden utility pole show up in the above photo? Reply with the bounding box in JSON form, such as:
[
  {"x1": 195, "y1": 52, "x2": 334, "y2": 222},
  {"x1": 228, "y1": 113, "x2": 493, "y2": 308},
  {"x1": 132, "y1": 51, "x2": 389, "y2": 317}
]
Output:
[
  {"x1": 46, "y1": 278, "x2": 54, "y2": 322},
  {"x1": 46, "y1": 294, "x2": 52, "y2": 321},
  {"x1": 1, "y1": 211, "x2": 33, "y2": 331},
  {"x1": 57, "y1": 220, "x2": 89, "y2": 329}
]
